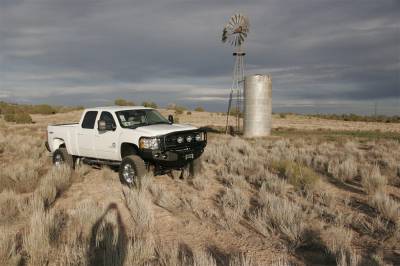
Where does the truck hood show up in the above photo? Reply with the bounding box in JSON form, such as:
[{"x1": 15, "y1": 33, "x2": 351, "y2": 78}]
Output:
[{"x1": 130, "y1": 123, "x2": 198, "y2": 136}]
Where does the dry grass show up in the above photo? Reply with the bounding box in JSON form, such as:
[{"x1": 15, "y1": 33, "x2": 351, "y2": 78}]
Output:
[
  {"x1": 220, "y1": 187, "x2": 247, "y2": 227},
  {"x1": 361, "y1": 164, "x2": 387, "y2": 194},
  {"x1": 250, "y1": 193, "x2": 307, "y2": 249},
  {"x1": 1, "y1": 110, "x2": 400, "y2": 265},
  {"x1": 323, "y1": 226, "x2": 359, "y2": 266},
  {"x1": 23, "y1": 208, "x2": 52, "y2": 265},
  {"x1": 148, "y1": 183, "x2": 180, "y2": 211},
  {"x1": 123, "y1": 187, "x2": 154, "y2": 232},
  {"x1": 36, "y1": 166, "x2": 72, "y2": 207},
  {"x1": 370, "y1": 192, "x2": 400, "y2": 225},
  {"x1": 0, "y1": 226, "x2": 21, "y2": 265},
  {"x1": 272, "y1": 160, "x2": 320, "y2": 192},
  {"x1": 0, "y1": 190, "x2": 21, "y2": 223}
]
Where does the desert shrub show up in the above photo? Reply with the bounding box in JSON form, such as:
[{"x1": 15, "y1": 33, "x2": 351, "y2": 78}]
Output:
[
  {"x1": 194, "y1": 106, "x2": 205, "y2": 112},
  {"x1": 370, "y1": 192, "x2": 400, "y2": 225},
  {"x1": 123, "y1": 187, "x2": 154, "y2": 232},
  {"x1": 338, "y1": 158, "x2": 358, "y2": 182},
  {"x1": 174, "y1": 105, "x2": 187, "y2": 115},
  {"x1": 4, "y1": 112, "x2": 32, "y2": 124},
  {"x1": 69, "y1": 200, "x2": 104, "y2": 242},
  {"x1": 361, "y1": 164, "x2": 386, "y2": 194},
  {"x1": 193, "y1": 249, "x2": 217, "y2": 266},
  {"x1": 327, "y1": 157, "x2": 358, "y2": 182},
  {"x1": 323, "y1": 226, "x2": 359, "y2": 266},
  {"x1": 273, "y1": 160, "x2": 320, "y2": 192},
  {"x1": 279, "y1": 113, "x2": 287, "y2": 119},
  {"x1": 260, "y1": 175, "x2": 287, "y2": 196},
  {"x1": 114, "y1": 98, "x2": 135, "y2": 106},
  {"x1": 125, "y1": 234, "x2": 155, "y2": 265},
  {"x1": 229, "y1": 253, "x2": 253, "y2": 266},
  {"x1": 23, "y1": 208, "x2": 53, "y2": 265},
  {"x1": 29, "y1": 104, "x2": 57, "y2": 114},
  {"x1": 0, "y1": 160, "x2": 41, "y2": 193},
  {"x1": 187, "y1": 111, "x2": 192, "y2": 115},
  {"x1": 219, "y1": 187, "x2": 247, "y2": 227},
  {"x1": 190, "y1": 176, "x2": 206, "y2": 191},
  {"x1": 149, "y1": 183, "x2": 180, "y2": 211},
  {"x1": 36, "y1": 166, "x2": 72, "y2": 207},
  {"x1": 250, "y1": 193, "x2": 306, "y2": 249},
  {"x1": 0, "y1": 227, "x2": 21, "y2": 265},
  {"x1": 142, "y1": 101, "x2": 158, "y2": 108},
  {"x1": 0, "y1": 190, "x2": 20, "y2": 222}
]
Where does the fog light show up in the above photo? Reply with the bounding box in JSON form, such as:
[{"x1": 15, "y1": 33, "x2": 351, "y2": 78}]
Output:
[
  {"x1": 186, "y1": 135, "x2": 192, "y2": 142},
  {"x1": 177, "y1": 136, "x2": 184, "y2": 143}
]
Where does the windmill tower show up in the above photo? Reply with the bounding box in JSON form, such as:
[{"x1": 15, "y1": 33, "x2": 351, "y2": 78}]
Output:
[{"x1": 222, "y1": 13, "x2": 250, "y2": 134}]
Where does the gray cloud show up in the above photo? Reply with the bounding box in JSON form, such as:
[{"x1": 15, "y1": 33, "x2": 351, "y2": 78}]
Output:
[{"x1": 0, "y1": 0, "x2": 399, "y2": 114}]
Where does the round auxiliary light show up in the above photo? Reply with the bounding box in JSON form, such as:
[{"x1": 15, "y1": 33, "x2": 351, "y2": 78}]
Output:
[
  {"x1": 177, "y1": 136, "x2": 184, "y2": 144},
  {"x1": 186, "y1": 135, "x2": 192, "y2": 142},
  {"x1": 195, "y1": 134, "x2": 201, "y2": 141}
]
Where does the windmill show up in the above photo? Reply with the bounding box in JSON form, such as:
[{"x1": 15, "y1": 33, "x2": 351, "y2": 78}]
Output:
[{"x1": 222, "y1": 13, "x2": 250, "y2": 134}]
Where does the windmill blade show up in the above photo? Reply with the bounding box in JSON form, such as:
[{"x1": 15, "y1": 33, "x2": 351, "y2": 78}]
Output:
[{"x1": 221, "y1": 13, "x2": 250, "y2": 47}]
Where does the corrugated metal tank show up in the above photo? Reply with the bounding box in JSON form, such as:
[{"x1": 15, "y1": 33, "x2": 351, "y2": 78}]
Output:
[{"x1": 244, "y1": 74, "x2": 272, "y2": 137}]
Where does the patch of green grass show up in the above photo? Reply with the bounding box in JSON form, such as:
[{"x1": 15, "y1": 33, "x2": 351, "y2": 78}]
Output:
[
  {"x1": 271, "y1": 160, "x2": 320, "y2": 192},
  {"x1": 273, "y1": 128, "x2": 400, "y2": 141}
]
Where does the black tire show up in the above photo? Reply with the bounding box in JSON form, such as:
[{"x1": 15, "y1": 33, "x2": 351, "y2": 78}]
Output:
[
  {"x1": 119, "y1": 155, "x2": 146, "y2": 188},
  {"x1": 53, "y1": 148, "x2": 74, "y2": 169},
  {"x1": 189, "y1": 157, "x2": 202, "y2": 178}
]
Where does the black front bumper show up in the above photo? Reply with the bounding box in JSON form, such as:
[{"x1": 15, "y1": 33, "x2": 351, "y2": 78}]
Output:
[
  {"x1": 139, "y1": 130, "x2": 207, "y2": 167},
  {"x1": 140, "y1": 143, "x2": 205, "y2": 167}
]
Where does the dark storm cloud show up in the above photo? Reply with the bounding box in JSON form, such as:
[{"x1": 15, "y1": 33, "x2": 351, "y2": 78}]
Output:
[{"x1": 0, "y1": 0, "x2": 399, "y2": 114}]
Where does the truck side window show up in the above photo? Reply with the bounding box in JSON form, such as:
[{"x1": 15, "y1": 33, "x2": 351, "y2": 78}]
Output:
[
  {"x1": 100, "y1": 112, "x2": 116, "y2": 127},
  {"x1": 81, "y1": 111, "x2": 98, "y2": 129}
]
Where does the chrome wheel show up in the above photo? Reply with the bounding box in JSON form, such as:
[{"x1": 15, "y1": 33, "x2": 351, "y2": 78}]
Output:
[
  {"x1": 122, "y1": 163, "x2": 136, "y2": 184},
  {"x1": 54, "y1": 153, "x2": 63, "y2": 167}
]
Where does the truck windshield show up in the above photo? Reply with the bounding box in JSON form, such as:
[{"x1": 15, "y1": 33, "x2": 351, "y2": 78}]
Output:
[{"x1": 116, "y1": 109, "x2": 170, "y2": 128}]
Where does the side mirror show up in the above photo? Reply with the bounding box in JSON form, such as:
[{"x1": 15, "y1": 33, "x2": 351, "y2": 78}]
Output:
[
  {"x1": 168, "y1": 114, "x2": 174, "y2": 124},
  {"x1": 98, "y1": 120, "x2": 107, "y2": 131}
]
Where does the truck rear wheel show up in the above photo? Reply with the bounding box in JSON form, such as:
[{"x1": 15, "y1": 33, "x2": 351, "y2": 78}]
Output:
[
  {"x1": 119, "y1": 155, "x2": 146, "y2": 188},
  {"x1": 53, "y1": 148, "x2": 74, "y2": 169}
]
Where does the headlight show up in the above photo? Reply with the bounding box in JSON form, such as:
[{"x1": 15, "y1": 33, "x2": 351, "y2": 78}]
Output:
[
  {"x1": 139, "y1": 137, "x2": 159, "y2": 150},
  {"x1": 195, "y1": 132, "x2": 205, "y2": 141}
]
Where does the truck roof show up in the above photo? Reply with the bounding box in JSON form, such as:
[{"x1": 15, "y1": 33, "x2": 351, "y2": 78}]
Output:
[{"x1": 84, "y1": 106, "x2": 153, "y2": 112}]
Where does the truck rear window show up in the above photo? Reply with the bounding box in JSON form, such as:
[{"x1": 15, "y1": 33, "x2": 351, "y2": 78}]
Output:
[{"x1": 81, "y1": 111, "x2": 98, "y2": 129}]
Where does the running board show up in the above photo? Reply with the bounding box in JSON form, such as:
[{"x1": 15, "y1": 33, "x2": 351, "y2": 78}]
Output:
[{"x1": 81, "y1": 157, "x2": 121, "y2": 166}]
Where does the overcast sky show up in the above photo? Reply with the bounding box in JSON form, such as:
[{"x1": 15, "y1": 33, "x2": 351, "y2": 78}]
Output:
[{"x1": 1, "y1": 0, "x2": 399, "y2": 115}]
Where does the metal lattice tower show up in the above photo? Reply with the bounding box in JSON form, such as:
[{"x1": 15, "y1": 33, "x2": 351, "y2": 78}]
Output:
[{"x1": 221, "y1": 14, "x2": 249, "y2": 134}]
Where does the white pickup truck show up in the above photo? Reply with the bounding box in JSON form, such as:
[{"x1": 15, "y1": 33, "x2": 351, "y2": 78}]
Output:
[{"x1": 45, "y1": 106, "x2": 207, "y2": 186}]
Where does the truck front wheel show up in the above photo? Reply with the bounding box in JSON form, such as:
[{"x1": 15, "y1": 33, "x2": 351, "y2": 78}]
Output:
[
  {"x1": 119, "y1": 155, "x2": 146, "y2": 188},
  {"x1": 53, "y1": 148, "x2": 74, "y2": 169}
]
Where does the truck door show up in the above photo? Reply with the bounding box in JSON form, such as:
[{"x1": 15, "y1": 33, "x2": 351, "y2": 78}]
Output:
[
  {"x1": 94, "y1": 111, "x2": 119, "y2": 160},
  {"x1": 77, "y1": 111, "x2": 98, "y2": 158}
]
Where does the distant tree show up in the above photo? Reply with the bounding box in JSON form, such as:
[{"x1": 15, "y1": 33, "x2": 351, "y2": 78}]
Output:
[
  {"x1": 142, "y1": 101, "x2": 158, "y2": 108},
  {"x1": 174, "y1": 105, "x2": 187, "y2": 115},
  {"x1": 114, "y1": 98, "x2": 135, "y2": 106},
  {"x1": 194, "y1": 106, "x2": 205, "y2": 112},
  {"x1": 4, "y1": 112, "x2": 32, "y2": 124}
]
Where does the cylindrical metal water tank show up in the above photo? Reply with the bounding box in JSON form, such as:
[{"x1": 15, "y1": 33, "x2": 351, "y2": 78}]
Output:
[{"x1": 244, "y1": 74, "x2": 272, "y2": 137}]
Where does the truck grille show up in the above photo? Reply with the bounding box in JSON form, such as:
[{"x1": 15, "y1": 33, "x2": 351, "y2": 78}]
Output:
[{"x1": 164, "y1": 130, "x2": 202, "y2": 149}]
